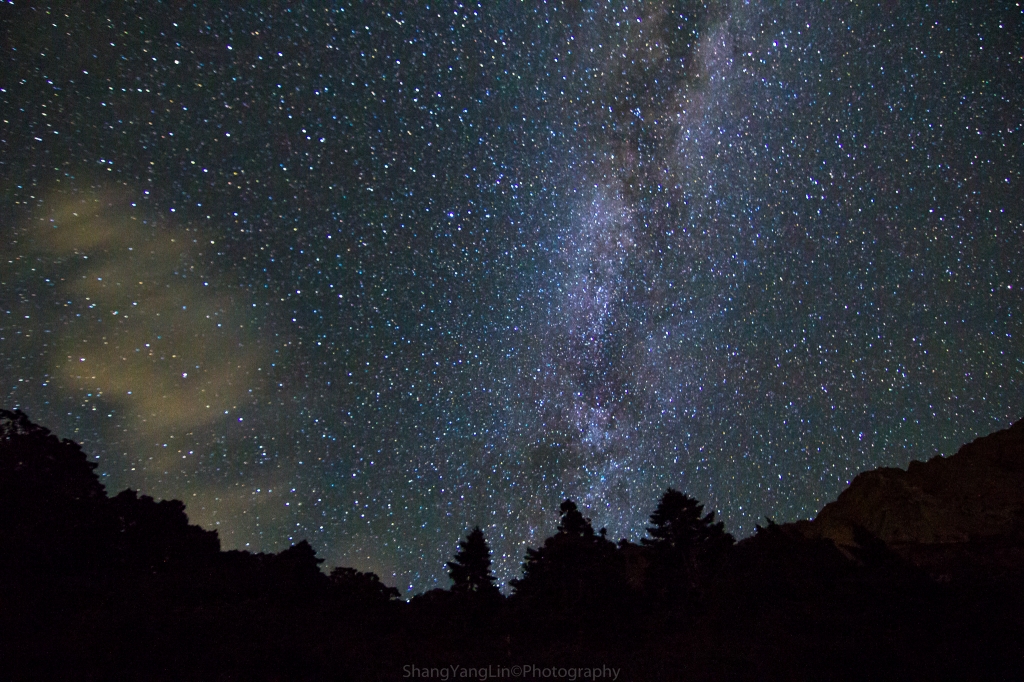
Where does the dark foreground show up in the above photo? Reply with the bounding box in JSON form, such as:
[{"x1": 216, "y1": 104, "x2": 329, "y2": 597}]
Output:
[{"x1": 2, "y1": 408, "x2": 1023, "y2": 681}]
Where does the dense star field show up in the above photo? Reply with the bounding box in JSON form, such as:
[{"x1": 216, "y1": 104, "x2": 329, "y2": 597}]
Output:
[{"x1": 1, "y1": 1, "x2": 1021, "y2": 594}]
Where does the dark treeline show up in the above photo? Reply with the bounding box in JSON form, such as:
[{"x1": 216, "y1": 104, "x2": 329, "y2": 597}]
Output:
[{"x1": 2, "y1": 408, "x2": 1023, "y2": 681}]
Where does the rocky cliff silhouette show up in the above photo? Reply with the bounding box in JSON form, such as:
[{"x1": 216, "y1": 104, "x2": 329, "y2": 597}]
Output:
[{"x1": 801, "y1": 419, "x2": 1024, "y2": 543}]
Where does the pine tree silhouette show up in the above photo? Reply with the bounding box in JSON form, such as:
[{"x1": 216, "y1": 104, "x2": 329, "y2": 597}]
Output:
[
  {"x1": 555, "y1": 499, "x2": 595, "y2": 538},
  {"x1": 643, "y1": 489, "x2": 733, "y2": 553},
  {"x1": 447, "y1": 526, "x2": 499, "y2": 596},
  {"x1": 510, "y1": 500, "x2": 622, "y2": 610},
  {"x1": 642, "y1": 489, "x2": 734, "y2": 597}
]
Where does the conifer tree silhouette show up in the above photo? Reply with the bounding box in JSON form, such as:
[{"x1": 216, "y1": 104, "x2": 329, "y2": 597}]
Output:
[
  {"x1": 644, "y1": 489, "x2": 732, "y2": 553},
  {"x1": 642, "y1": 489, "x2": 734, "y2": 597},
  {"x1": 510, "y1": 500, "x2": 621, "y2": 608},
  {"x1": 447, "y1": 526, "x2": 499, "y2": 596},
  {"x1": 555, "y1": 499, "x2": 595, "y2": 538}
]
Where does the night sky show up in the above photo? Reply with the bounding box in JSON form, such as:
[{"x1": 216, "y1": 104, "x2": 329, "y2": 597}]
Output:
[{"x1": 2, "y1": 1, "x2": 1021, "y2": 594}]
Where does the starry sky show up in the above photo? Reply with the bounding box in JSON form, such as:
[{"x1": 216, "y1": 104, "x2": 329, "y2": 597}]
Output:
[{"x1": 2, "y1": 0, "x2": 1021, "y2": 593}]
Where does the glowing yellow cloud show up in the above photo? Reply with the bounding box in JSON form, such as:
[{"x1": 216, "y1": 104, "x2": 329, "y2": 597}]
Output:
[{"x1": 11, "y1": 186, "x2": 286, "y2": 544}]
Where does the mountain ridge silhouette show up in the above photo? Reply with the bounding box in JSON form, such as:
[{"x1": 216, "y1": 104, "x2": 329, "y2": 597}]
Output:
[{"x1": 3, "y1": 407, "x2": 1022, "y2": 681}]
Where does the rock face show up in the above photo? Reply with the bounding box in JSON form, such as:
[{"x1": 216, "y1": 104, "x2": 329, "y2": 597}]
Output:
[{"x1": 808, "y1": 418, "x2": 1024, "y2": 547}]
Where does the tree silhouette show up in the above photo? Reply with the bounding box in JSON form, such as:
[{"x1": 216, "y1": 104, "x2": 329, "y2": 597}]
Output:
[
  {"x1": 330, "y1": 566, "x2": 400, "y2": 604},
  {"x1": 644, "y1": 489, "x2": 733, "y2": 553},
  {"x1": 642, "y1": 489, "x2": 734, "y2": 598},
  {"x1": 556, "y1": 499, "x2": 597, "y2": 538},
  {"x1": 273, "y1": 540, "x2": 326, "y2": 580},
  {"x1": 447, "y1": 526, "x2": 500, "y2": 597},
  {"x1": 109, "y1": 489, "x2": 220, "y2": 571},
  {"x1": 1, "y1": 408, "x2": 112, "y2": 581},
  {"x1": 510, "y1": 500, "x2": 622, "y2": 612},
  {"x1": 0, "y1": 408, "x2": 106, "y2": 507}
]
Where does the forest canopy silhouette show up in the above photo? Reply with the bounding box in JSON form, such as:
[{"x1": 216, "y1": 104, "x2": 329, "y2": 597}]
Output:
[{"x1": 2, "y1": 408, "x2": 1023, "y2": 681}]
